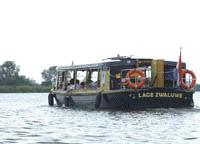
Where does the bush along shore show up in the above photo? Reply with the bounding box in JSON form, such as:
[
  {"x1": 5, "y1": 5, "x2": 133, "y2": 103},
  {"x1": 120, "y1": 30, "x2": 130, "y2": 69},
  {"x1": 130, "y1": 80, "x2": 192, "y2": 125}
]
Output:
[{"x1": 0, "y1": 85, "x2": 51, "y2": 93}]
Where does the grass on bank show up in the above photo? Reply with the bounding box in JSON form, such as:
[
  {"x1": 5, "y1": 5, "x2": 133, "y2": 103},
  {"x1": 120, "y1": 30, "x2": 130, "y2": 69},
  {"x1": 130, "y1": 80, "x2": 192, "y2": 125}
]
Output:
[{"x1": 0, "y1": 85, "x2": 51, "y2": 93}]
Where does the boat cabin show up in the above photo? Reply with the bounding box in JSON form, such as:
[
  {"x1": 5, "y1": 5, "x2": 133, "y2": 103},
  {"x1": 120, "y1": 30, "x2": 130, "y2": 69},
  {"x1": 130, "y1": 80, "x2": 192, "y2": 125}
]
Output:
[{"x1": 53, "y1": 56, "x2": 188, "y2": 92}]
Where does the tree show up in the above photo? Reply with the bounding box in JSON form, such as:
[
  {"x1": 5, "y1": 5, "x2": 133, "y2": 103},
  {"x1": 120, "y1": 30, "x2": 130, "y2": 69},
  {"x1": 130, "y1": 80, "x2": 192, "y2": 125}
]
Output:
[
  {"x1": 0, "y1": 61, "x2": 20, "y2": 85},
  {"x1": 41, "y1": 66, "x2": 71, "y2": 86},
  {"x1": 41, "y1": 66, "x2": 57, "y2": 86},
  {"x1": 0, "y1": 61, "x2": 37, "y2": 86},
  {"x1": 1, "y1": 61, "x2": 20, "y2": 80}
]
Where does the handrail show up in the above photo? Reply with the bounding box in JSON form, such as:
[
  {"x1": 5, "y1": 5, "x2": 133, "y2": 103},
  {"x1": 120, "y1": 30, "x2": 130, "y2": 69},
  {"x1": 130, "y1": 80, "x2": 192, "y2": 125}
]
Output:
[{"x1": 120, "y1": 68, "x2": 190, "y2": 89}]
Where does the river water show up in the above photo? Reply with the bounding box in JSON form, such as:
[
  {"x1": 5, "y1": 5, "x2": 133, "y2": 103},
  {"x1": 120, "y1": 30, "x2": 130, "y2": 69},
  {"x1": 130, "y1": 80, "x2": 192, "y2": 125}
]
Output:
[{"x1": 0, "y1": 92, "x2": 200, "y2": 144}]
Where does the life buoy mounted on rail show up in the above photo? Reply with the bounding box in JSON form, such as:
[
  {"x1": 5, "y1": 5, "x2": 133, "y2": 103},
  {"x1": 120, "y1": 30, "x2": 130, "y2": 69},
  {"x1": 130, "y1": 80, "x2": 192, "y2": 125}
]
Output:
[
  {"x1": 125, "y1": 69, "x2": 146, "y2": 88},
  {"x1": 180, "y1": 69, "x2": 196, "y2": 89}
]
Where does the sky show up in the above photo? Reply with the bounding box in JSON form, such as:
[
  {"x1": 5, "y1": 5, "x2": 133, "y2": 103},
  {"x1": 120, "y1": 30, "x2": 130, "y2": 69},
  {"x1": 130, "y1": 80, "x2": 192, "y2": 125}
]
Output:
[{"x1": 0, "y1": 0, "x2": 200, "y2": 84}]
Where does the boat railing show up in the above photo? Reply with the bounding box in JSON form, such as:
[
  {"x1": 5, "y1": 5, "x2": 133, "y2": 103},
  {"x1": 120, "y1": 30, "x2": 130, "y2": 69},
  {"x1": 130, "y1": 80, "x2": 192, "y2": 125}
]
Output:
[
  {"x1": 120, "y1": 68, "x2": 193, "y2": 89},
  {"x1": 120, "y1": 67, "x2": 152, "y2": 89}
]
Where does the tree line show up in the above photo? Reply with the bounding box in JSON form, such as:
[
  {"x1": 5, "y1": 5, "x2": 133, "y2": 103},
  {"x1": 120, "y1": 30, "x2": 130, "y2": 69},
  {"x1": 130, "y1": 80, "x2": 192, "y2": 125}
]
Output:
[
  {"x1": 41, "y1": 66, "x2": 71, "y2": 86},
  {"x1": 0, "y1": 60, "x2": 57, "y2": 93},
  {"x1": 0, "y1": 60, "x2": 58, "y2": 86},
  {"x1": 0, "y1": 61, "x2": 38, "y2": 86},
  {"x1": 1, "y1": 61, "x2": 200, "y2": 91},
  {"x1": 41, "y1": 66, "x2": 57, "y2": 86}
]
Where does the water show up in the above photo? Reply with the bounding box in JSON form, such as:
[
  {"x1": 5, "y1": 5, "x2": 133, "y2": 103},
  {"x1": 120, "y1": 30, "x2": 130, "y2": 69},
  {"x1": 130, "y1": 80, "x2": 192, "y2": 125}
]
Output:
[{"x1": 0, "y1": 93, "x2": 200, "y2": 144}]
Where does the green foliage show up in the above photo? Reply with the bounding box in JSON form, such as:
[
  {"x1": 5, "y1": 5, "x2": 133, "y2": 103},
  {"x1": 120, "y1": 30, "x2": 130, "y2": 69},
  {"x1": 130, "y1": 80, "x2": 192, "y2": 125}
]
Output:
[
  {"x1": 41, "y1": 66, "x2": 71, "y2": 86},
  {"x1": 0, "y1": 60, "x2": 53, "y2": 93},
  {"x1": 41, "y1": 66, "x2": 57, "y2": 86},
  {"x1": 0, "y1": 85, "x2": 51, "y2": 93},
  {"x1": 1, "y1": 61, "x2": 20, "y2": 79},
  {"x1": 0, "y1": 61, "x2": 36, "y2": 86},
  {"x1": 195, "y1": 84, "x2": 200, "y2": 91}
]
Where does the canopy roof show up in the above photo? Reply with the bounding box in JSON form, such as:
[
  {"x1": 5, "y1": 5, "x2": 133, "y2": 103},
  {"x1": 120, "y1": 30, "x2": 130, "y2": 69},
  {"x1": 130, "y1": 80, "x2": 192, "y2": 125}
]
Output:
[
  {"x1": 56, "y1": 56, "x2": 186, "y2": 71},
  {"x1": 57, "y1": 57, "x2": 152, "y2": 71}
]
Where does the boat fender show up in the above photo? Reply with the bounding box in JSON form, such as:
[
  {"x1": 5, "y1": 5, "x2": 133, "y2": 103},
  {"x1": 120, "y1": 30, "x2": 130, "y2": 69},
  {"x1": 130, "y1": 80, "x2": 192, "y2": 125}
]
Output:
[
  {"x1": 95, "y1": 92, "x2": 102, "y2": 108},
  {"x1": 125, "y1": 69, "x2": 146, "y2": 88},
  {"x1": 180, "y1": 69, "x2": 196, "y2": 88},
  {"x1": 69, "y1": 96, "x2": 75, "y2": 106},
  {"x1": 48, "y1": 94, "x2": 54, "y2": 106},
  {"x1": 55, "y1": 95, "x2": 62, "y2": 107},
  {"x1": 103, "y1": 94, "x2": 110, "y2": 105},
  {"x1": 64, "y1": 96, "x2": 69, "y2": 107},
  {"x1": 64, "y1": 96, "x2": 75, "y2": 107}
]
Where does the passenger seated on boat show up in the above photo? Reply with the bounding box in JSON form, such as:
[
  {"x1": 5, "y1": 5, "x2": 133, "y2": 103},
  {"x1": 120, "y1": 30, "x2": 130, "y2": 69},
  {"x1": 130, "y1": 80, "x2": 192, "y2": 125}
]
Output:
[
  {"x1": 67, "y1": 79, "x2": 75, "y2": 90},
  {"x1": 59, "y1": 84, "x2": 63, "y2": 89},
  {"x1": 86, "y1": 81, "x2": 91, "y2": 89},
  {"x1": 91, "y1": 81, "x2": 97, "y2": 89},
  {"x1": 86, "y1": 80, "x2": 96, "y2": 89},
  {"x1": 64, "y1": 83, "x2": 70, "y2": 90},
  {"x1": 80, "y1": 82, "x2": 85, "y2": 88},
  {"x1": 76, "y1": 80, "x2": 81, "y2": 89},
  {"x1": 67, "y1": 79, "x2": 81, "y2": 90}
]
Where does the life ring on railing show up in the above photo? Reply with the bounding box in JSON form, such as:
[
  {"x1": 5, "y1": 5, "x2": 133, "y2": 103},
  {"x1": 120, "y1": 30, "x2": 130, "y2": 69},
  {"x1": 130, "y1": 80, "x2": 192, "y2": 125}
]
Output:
[
  {"x1": 125, "y1": 69, "x2": 146, "y2": 88},
  {"x1": 180, "y1": 69, "x2": 196, "y2": 88}
]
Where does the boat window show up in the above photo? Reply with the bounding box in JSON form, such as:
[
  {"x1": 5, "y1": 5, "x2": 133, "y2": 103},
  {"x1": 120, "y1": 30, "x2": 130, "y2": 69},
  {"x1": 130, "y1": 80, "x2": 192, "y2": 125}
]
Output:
[
  {"x1": 145, "y1": 66, "x2": 151, "y2": 87},
  {"x1": 59, "y1": 69, "x2": 100, "y2": 90},
  {"x1": 85, "y1": 70, "x2": 99, "y2": 89},
  {"x1": 65, "y1": 71, "x2": 72, "y2": 83},
  {"x1": 77, "y1": 71, "x2": 87, "y2": 89},
  {"x1": 91, "y1": 71, "x2": 98, "y2": 82},
  {"x1": 77, "y1": 71, "x2": 87, "y2": 82},
  {"x1": 57, "y1": 71, "x2": 65, "y2": 89},
  {"x1": 74, "y1": 69, "x2": 100, "y2": 89},
  {"x1": 90, "y1": 71, "x2": 99, "y2": 88}
]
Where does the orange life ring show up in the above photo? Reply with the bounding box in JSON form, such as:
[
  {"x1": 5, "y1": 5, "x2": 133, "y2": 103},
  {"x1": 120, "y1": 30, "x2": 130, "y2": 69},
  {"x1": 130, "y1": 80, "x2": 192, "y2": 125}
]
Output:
[
  {"x1": 180, "y1": 69, "x2": 196, "y2": 88},
  {"x1": 125, "y1": 69, "x2": 146, "y2": 88}
]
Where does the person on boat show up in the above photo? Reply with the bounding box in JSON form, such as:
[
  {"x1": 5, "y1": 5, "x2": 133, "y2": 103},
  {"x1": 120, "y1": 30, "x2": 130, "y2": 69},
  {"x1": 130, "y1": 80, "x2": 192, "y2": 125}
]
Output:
[
  {"x1": 86, "y1": 80, "x2": 96, "y2": 89},
  {"x1": 86, "y1": 81, "x2": 91, "y2": 89},
  {"x1": 64, "y1": 83, "x2": 70, "y2": 90},
  {"x1": 67, "y1": 79, "x2": 81, "y2": 90},
  {"x1": 76, "y1": 79, "x2": 81, "y2": 89},
  {"x1": 59, "y1": 84, "x2": 63, "y2": 89},
  {"x1": 80, "y1": 82, "x2": 85, "y2": 89},
  {"x1": 91, "y1": 81, "x2": 97, "y2": 89},
  {"x1": 67, "y1": 79, "x2": 74, "y2": 90}
]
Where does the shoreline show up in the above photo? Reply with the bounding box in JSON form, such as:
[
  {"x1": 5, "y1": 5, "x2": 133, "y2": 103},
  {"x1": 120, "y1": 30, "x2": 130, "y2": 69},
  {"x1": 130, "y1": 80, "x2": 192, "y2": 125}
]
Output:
[
  {"x1": 0, "y1": 85, "x2": 199, "y2": 93},
  {"x1": 0, "y1": 85, "x2": 51, "y2": 93}
]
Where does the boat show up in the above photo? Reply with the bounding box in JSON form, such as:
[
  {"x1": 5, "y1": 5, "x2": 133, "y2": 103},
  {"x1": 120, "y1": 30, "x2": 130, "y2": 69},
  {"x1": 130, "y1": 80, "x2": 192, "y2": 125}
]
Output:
[{"x1": 48, "y1": 54, "x2": 196, "y2": 109}]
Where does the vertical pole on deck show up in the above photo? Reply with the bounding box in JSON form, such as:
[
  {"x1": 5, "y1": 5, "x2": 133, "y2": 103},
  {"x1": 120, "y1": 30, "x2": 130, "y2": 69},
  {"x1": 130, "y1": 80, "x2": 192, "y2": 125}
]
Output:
[
  {"x1": 57, "y1": 72, "x2": 59, "y2": 89},
  {"x1": 73, "y1": 70, "x2": 77, "y2": 89},
  {"x1": 136, "y1": 59, "x2": 139, "y2": 69},
  {"x1": 97, "y1": 69, "x2": 100, "y2": 87},
  {"x1": 85, "y1": 70, "x2": 89, "y2": 89},
  {"x1": 62, "y1": 72, "x2": 65, "y2": 89},
  {"x1": 63, "y1": 71, "x2": 66, "y2": 89},
  {"x1": 135, "y1": 59, "x2": 139, "y2": 88}
]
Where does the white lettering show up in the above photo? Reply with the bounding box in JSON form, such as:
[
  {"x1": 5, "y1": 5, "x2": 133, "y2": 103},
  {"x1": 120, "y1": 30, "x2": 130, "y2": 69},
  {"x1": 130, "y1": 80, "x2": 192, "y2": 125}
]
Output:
[{"x1": 138, "y1": 92, "x2": 183, "y2": 98}]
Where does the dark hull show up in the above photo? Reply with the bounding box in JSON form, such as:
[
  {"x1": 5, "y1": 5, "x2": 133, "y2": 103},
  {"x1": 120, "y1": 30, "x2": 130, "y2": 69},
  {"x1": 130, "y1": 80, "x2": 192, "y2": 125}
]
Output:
[{"x1": 51, "y1": 88, "x2": 194, "y2": 109}]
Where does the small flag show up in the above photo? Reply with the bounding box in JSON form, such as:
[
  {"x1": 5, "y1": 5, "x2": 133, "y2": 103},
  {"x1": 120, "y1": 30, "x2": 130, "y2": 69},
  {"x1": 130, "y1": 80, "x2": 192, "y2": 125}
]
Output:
[
  {"x1": 175, "y1": 48, "x2": 182, "y2": 87},
  {"x1": 178, "y1": 48, "x2": 182, "y2": 82}
]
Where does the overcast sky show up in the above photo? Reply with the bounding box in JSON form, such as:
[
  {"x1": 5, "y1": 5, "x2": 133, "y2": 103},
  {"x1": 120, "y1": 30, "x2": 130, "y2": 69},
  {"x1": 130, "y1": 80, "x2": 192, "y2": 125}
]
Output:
[{"x1": 0, "y1": 0, "x2": 200, "y2": 84}]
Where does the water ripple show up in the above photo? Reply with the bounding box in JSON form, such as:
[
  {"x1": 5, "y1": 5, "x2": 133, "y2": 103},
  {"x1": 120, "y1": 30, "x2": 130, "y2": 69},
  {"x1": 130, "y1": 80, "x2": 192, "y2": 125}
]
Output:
[{"x1": 0, "y1": 93, "x2": 200, "y2": 143}]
